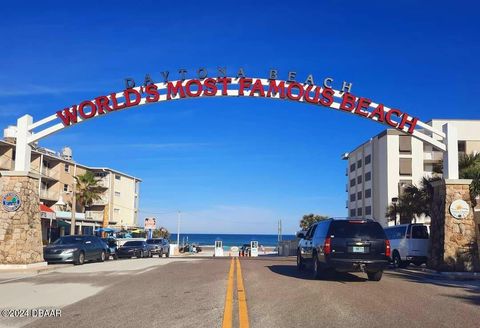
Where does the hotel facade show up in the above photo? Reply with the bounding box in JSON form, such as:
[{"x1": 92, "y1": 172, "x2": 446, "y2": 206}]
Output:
[
  {"x1": 0, "y1": 136, "x2": 141, "y2": 242},
  {"x1": 344, "y1": 119, "x2": 480, "y2": 227}
]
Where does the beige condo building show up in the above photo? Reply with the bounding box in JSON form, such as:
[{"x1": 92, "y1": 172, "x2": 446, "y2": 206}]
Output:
[
  {"x1": 0, "y1": 138, "x2": 141, "y2": 239},
  {"x1": 343, "y1": 119, "x2": 480, "y2": 227}
]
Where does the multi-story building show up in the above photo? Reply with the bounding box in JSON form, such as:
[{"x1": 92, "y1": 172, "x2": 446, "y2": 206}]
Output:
[
  {"x1": 343, "y1": 119, "x2": 480, "y2": 227},
  {"x1": 0, "y1": 139, "x2": 141, "y2": 241}
]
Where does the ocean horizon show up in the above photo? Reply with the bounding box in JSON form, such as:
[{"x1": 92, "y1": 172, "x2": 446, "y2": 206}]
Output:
[{"x1": 169, "y1": 233, "x2": 296, "y2": 247}]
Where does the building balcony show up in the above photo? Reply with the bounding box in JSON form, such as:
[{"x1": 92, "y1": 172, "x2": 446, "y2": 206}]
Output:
[
  {"x1": 92, "y1": 196, "x2": 108, "y2": 206},
  {"x1": 40, "y1": 189, "x2": 59, "y2": 201},
  {"x1": 0, "y1": 157, "x2": 13, "y2": 170},
  {"x1": 40, "y1": 167, "x2": 60, "y2": 181},
  {"x1": 85, "y1": 211, "x2": 105, "y2": 222}
]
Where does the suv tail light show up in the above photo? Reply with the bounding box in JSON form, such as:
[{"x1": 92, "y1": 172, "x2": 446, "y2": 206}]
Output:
[
  {"x1": 324, "y1": 237, "x2": 332, "y2": 255},
  {"x1": 385, "y1": 239, "x2": 391, "y2": 258}
]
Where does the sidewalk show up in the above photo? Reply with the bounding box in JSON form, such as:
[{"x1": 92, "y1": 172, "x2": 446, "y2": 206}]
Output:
[
  {"x1": 0, "y1": 264, "x2": 69, "y2": 284},
  {"x1": 394, "y1": 265, "x2": 480, "y2": 281}
]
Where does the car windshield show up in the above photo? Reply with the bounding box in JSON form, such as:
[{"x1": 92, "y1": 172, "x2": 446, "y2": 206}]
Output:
[
  {"x1": 123, "y1": 241, "x2": 143, "y2": 246},
  {"x1": 146, "y1": 239, "x2": 162, "y2": 244},
  {"x1": 330, "y1": 221, "x2": 386, "y2": 239},
  {"x1": 53, "y1": 236, "x2": 85, "y2": 245}
]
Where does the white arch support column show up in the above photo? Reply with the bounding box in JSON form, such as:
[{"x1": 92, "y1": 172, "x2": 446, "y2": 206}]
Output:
[
  {"x1": 442, "y1": 123, "x2": 459, "y2": 179},
  {"x1": 14, "y1": 115, "x2": 33, "y2": 172}
]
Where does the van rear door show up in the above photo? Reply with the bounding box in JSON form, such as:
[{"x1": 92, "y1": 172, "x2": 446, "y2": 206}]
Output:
[
  {"x1": 328, "y1": 220, "x2": 387, "y2": 261},
  {"x1": 408, "y1": 225, "x2": 429, "y2": 257}
]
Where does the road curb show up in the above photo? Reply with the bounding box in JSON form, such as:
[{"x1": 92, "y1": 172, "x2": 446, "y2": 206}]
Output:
[{"x1": 403, "y1": 267, "x2": 480, "y2": 280}]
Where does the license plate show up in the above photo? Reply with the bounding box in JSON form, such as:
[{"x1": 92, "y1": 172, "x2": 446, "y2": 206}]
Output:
[{"x1": 352, "y1": 246, "x2": 365, "y2": 253}]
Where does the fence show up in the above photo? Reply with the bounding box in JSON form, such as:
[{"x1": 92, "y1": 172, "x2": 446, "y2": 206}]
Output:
[{"x1": 278, "y1": 239, "x2": 299, "y2": 256}]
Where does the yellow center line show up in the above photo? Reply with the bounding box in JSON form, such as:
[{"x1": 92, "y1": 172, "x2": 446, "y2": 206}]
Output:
[
  {"x1": 222, "y1": 258, "x2": 235, "y2": 328},
  {"x1": 236, "y1": 257, "x2": 250, "y2": 328}
]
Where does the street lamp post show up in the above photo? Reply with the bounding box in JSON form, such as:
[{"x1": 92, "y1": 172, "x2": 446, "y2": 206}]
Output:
[
  {"x1": 391, "y1": 197, "x2": 399, "y2": 226},
  {"x1": 176, "y1": 210, "x2": 181, "y2": 246}
]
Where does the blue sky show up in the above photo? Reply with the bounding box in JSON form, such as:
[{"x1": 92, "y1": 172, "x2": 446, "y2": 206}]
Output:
[{"x1": 0, "y1": 1, "x2": 479, "y2": 234}]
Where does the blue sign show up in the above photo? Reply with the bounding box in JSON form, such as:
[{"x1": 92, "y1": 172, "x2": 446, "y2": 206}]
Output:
[{"x1": 2, "y1": 192, "x2": 21, "y2": 212}]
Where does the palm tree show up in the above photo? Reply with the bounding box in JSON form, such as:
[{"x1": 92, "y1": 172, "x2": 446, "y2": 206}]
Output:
[
  {"x1": 74, "y1": 171, "x2": 107, "y2": 213},
  {"x1": 390, "y1": 153, "x2": 480, "y2": 216},
  {"x1": 459, "y1": 153, "x2": 480, "y2": 206},
  {"x1": 386, "y1": 177, "x2": 439, "y2": 224}
]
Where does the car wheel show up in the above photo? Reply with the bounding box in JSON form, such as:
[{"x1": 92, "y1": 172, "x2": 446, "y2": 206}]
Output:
[
  {"x1": 149, "y1": 251, "x2": 153, "y2": 258},
  {"x1": 100, "y1": 251, "x2": 106, "y2": 262},
  {"x1": 139, "y1": 251, "x2": 144, "y2": 258},
  {"x1": 367, "y1": 271, "x2": 383, "y2": 281},
  {"x1": 312, "y1": 253, "x2": 322, "y2": 280},
  {"x1": 296, "y1": 250, "x2": 305, "y2": 271},
  {"x1": 166, "y1": 249, "x2": 170, "y2": 258},
  {"x1": 393, "y1": 251, "x2": 407, "y2": 269},
  {"x1": 75, "y1": 252, "x2": 85, "y2": 265},
  {"x1": 113, "y1": 254, "x2": 118, "y2": 260}
]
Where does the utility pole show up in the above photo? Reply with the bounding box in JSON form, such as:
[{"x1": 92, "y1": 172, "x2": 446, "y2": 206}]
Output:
[
  {"x1": 176, "y1": 210, "x2": 181, "y2": 246},
  {"x1": 277, "y1": 219, "x2": 282, "y2": 243},
  {"x1": 70, "y1": 179, "x2": 77, "y2": 235},
  {"x1": 70, "y1": 164, "x2": 77, "y2": 235}
]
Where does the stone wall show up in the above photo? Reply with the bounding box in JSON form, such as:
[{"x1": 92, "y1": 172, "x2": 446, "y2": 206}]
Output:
[
  {"x1": 0, "y1": 172, "x2": 43, "y2": 264},
  {"x1": 428, "y1": 179, "x2": 480, "y2": 272}
]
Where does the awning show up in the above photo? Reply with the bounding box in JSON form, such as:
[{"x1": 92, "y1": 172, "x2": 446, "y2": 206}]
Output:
[
  {"x1": 57, "y1": 220, "x2": 70, "y2": 228},
  {"x1": 95, "y1": 227, "x2": 116, "y2": 233},
  {"x1": 40, "y1": 204, "x2": 55, "y2": 219}
]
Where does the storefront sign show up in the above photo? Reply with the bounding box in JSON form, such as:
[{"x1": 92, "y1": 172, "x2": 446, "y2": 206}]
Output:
[
  {"x1": 2, "y1": 192, "x2": 21, "y2": 212},
  {"x1": 54, "y1": 68, "x2": 418, "y2": 135},
  {"x1": 144, "y1": 217, "x2": 156, "y2": 230},
  {"x1": 449, "y1": 199, "x2": 470, "y2": 219}
]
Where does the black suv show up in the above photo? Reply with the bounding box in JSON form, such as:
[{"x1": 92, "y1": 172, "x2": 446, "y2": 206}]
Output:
[{"x1": 297, "y1": 218, "x2": 390, "y2": 281}]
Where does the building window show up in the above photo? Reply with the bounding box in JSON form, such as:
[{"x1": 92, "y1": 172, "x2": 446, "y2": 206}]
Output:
[
  {"x1": 114, "y1": 208, "x2": 120, "y2": 214},
  {"x1": 357, "y1": 175, "x2": 362, "y2": 184},
  {"x1": 365, "y1": 154, "x2": 371, "y2": 165},
  {"x1": 64, "y1": 164, "x2": 70, "y2": 173},
  {"x1": 357, "y1": 191, "x2": 362, "y2": 200},
  {"x1": 115, "y1": 191, "x2": 121, "y2": 197},
  {"x1": 399, "y1": 135, "x2": 412, "y2": 154},
  {"x1": 357, "y1": 159, "x2": 362, "y2": 169},
  {"x1": 399, "y1": 158, "x2": 413, "y2": 176},
  {"x1": 115, "y1": 175, "x2": 121, "y2": 180},
  {"x1": 350, "y1": 163, "x2": 356, "y2": 172},
  {"x1": 63, "y1": 184, "x2": 69, "y2": 192},
  {"x1": 458, "y1": 141, "x2": 466, "y2": 156},
  {"x1": 350, "y1": 193, "x2": 356, "y2": 202},
  {"x1": 365, "y1": 206, "x2": 372, "y2": 215},
  {"x1": 365, "y1": 172, "x2": 371, "y2": 181},
  {"x1": 350, "y1": 209, "x2": 356, "y2": 217},
  {"x1": 365, "y1": 189, "x2": 371, "y2": 198},
  {"x1": 357, "y1": 208, "x2": 363, "y2": 216},
  {"x1": 350, "y1": 179, "x2": 356, "y2": 187}
]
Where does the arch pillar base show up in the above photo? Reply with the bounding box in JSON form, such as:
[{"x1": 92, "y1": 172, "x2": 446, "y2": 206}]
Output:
[
  {"x1": 428, "y1": 179, "x2": 480, "y2": 272},
  {"x1": 0, "y1": 171, "x2": 44, "y2": 266}
]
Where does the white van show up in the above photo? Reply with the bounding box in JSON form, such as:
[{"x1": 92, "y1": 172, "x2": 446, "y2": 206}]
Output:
[{"x1": 384, "y1": 224, "x2": 429, "y2": 268}]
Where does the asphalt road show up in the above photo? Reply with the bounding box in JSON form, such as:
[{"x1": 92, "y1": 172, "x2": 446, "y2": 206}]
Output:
[{"x1": 0, "y1": 257, "x2": 479, "y2": 328}]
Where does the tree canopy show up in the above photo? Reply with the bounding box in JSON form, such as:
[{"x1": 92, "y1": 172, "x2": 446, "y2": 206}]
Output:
[
  {"x1": 75, "y1": 171, "x2": 107, "y2": 212},
  {"x1": 299, "y1": 214, "x2": 329, "y2": 230}
]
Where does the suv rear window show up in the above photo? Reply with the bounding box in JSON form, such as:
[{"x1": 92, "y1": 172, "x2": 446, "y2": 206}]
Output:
[{"x1": 330, "y1": 221, "x2": 386, "y2": 239}]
